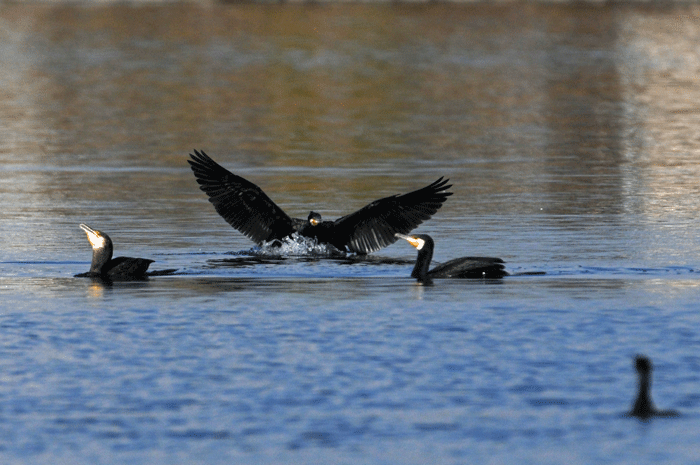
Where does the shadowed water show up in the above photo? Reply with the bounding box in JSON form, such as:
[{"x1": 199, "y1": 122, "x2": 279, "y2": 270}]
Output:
[{"x1": 1, "y1": 2, "x2": 700, "y2": 464}]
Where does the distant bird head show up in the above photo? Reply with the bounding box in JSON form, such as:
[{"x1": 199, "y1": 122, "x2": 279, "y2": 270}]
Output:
[
  {"x1": 636, "y1": 355, "x2": 652, "y2": 375},
  {"x1": 308, "y1": 211, "x2": 322, "y2": 227}
]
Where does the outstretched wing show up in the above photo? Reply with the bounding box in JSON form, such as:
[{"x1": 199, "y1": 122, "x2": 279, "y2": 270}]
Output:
[
  {"x1": 188, "y1": 150, "x2": 297, "y2": 244},
  {"x1": 334, "y1": 177, "x2": 453, "y2": 254}
]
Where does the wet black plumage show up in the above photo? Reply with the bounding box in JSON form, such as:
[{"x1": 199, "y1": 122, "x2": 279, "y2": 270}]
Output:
[
  {"x1": 188, "y1": 150, "x2": 452, "y2": 254},
  {"x1": 75, "y1": 224, "x2": 171, "y2": 280},
  {"x1": 395, "y1": 233, "x2": 507, "y2": 281}
]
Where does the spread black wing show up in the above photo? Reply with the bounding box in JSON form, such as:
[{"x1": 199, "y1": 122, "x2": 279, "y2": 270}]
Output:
[
  {"x1": 334, "y1": 177, "x2": 453, "y2": 254},
  {"x1": 188, "y1": 150, "x2": 297, "y2": 244}
]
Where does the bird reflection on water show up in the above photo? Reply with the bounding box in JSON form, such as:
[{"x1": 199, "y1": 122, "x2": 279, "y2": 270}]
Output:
[{"x1": 204, "y1": 251, "x2": 415, "y2": 270}]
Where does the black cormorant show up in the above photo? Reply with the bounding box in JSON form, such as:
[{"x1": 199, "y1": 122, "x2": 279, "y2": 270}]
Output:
[
  {"x1": 630, "y1": 355, "x2": 679, "y2": 419},
  {"x1": 75, "y1": 224, "x2": 174, "y2": 280},
  {"x1": 395, "y1": 233, "x2": 507, "y2": 282},
  {"x1": 188, "y1": 150, "x2": 452, "y2": 254}
]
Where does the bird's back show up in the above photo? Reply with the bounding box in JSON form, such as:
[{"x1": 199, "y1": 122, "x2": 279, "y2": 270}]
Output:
[
  {"x1": 428, "y1": 256, "x2": 507, "y2": 279},
  {"x1": 103, "y1": 257, "x2": 154, "y2": 279}
]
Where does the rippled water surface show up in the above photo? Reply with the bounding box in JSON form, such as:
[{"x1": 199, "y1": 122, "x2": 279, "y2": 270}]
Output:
[{"x1": 2, "y1": 2, "x2": 700, "y2": 464}]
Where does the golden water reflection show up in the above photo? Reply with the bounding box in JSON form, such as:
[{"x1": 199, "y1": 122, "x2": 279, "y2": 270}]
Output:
[{"x1": 1, "y1": 2, "x2": 700, "y2": 263}]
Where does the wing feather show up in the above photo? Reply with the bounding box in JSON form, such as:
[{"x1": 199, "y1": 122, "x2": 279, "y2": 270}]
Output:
[
  {"x1": 188, "y1": 150, "x2": 296, "y2": 244},
  {"x1": 335, "y1": 177, "x2": 453, "y2": 254}
]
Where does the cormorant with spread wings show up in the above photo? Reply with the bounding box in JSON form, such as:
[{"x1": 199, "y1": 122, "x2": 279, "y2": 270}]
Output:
[{"x1": 188, "y1": 150, "x2": 452, "y2": 254}]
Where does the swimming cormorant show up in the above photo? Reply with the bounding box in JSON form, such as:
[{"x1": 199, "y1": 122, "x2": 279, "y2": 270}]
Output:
[
  {"x1": 188, "y1": 150, "x2": 452, "y2": 254},
  {"x1": 395, "y1": 233, "x2": 507, "y2": 282},
  {"x1": 630, "y1": 355, "x2": 679, "y2": 419},
  {"x1": 75, "y1": 224, "x2": 174, "y2": 280}
]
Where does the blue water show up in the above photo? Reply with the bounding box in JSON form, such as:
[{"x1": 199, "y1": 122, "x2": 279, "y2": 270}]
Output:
[
  {"x1": 2, "y1": 2, "x2": 700, "y2": 464},
  {"x1": 2, "y1": 270, "x2": 699, "y2": 464}
]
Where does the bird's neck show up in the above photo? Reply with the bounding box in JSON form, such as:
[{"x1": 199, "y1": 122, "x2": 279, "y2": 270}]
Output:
[
  {"x1": 633, "y1": 372, "x2": 655, "y2": 417},
  {"x1": 411, "y1": 247, "x2": 433, "y2": 281},
  {"x1": 90, "y1": 245, "x2": 113, "y2": 274}
]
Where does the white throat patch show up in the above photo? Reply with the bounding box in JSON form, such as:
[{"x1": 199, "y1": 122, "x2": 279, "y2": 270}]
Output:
[
  {"x1": 89, "y1": 234, "x2": 106, "y2": 250},
  {"x1": 415, "y1": 238, "x2": 426, "y2": 250}
]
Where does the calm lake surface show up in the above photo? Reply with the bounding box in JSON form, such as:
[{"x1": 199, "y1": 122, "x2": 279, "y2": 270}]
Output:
[{"x1": 2, "y1": 2, "x2": 700, "y2": 464}]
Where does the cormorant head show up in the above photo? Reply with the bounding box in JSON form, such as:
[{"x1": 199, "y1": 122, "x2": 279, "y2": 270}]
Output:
[
  {"x1": 80, "y1": 224, "x2": 112, "y2": 251},
  {"x1": 308, "y1": 211, "x2": 322, "y2": 227},
  {"x1": 80, "y1": 224, "x2": 115, "y2": 274},
  {"x1": 395, "y1": 233, "x2": 433, "y2": 251},
  {"x1": 395, "y1": 233, "x2": 435, "y2": 281}
]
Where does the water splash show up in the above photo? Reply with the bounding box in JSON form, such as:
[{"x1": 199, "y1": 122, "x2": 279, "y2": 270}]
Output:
[{"x1": 247, "y1": 233, "x2": 346, "y2": 258}]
